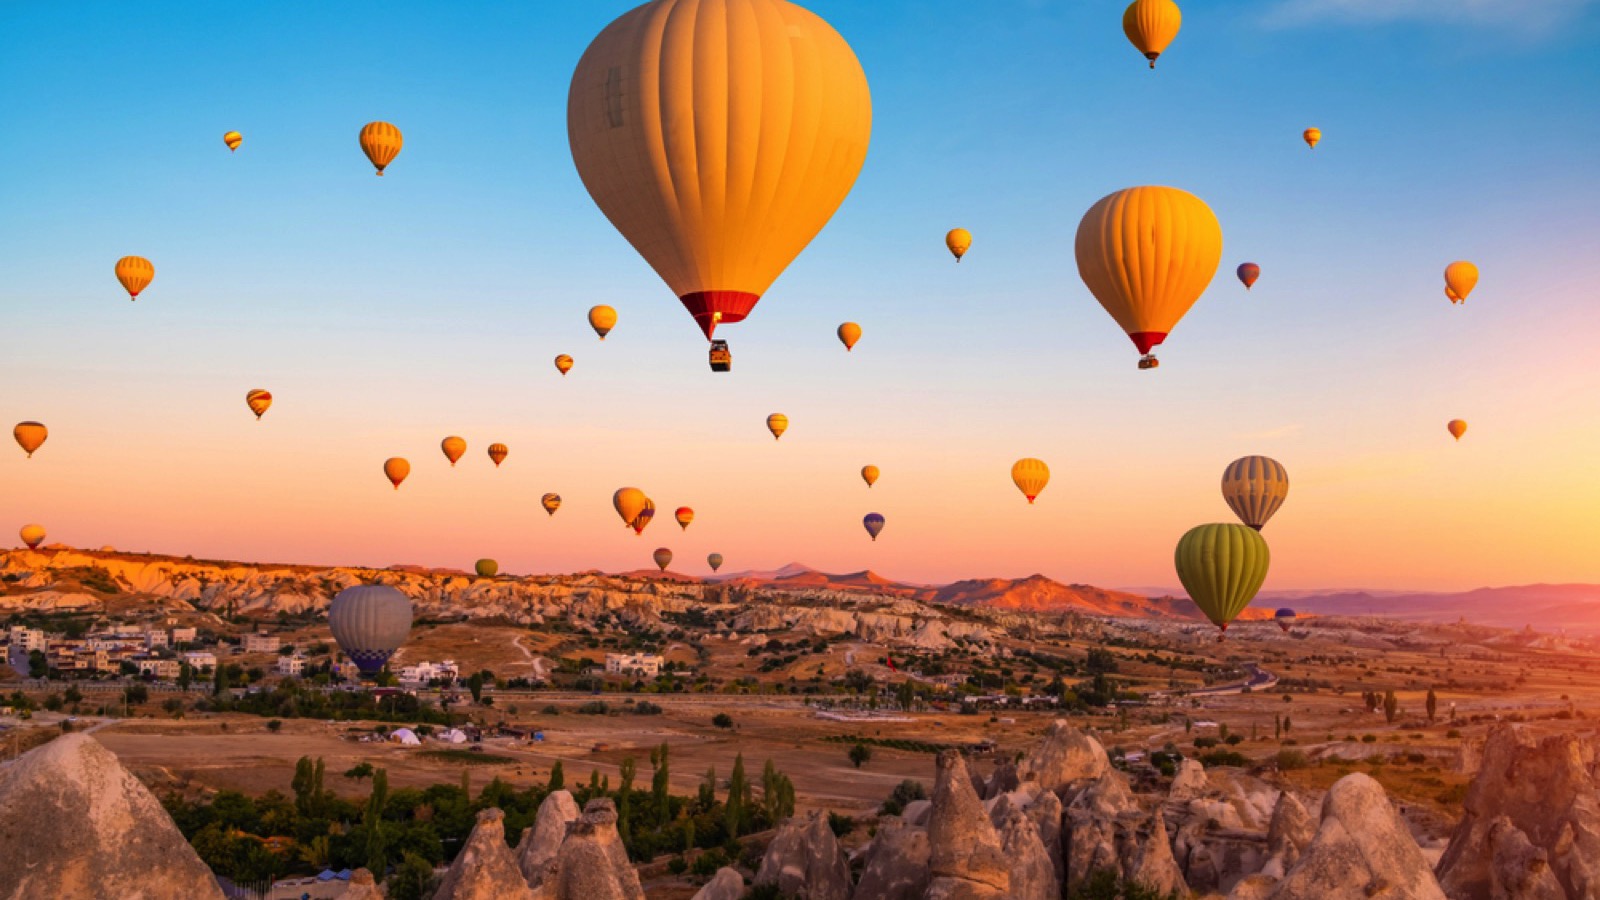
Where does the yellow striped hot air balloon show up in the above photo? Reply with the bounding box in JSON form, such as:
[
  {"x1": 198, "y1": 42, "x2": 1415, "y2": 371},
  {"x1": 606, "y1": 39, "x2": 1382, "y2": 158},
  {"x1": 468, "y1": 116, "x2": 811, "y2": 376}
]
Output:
[
  {"x1": 1303, "y1": 128, "x2": 1321, "y2": 149},
  {"x1": 588, "y1": 306, "x2": 617, "y2": 340},
  {"x1": 861, "y1": 465, "x2": 879, "y2": 488},
  {"x1": 567, "y1": 0, "x2": 872, "y2": 345},
  {"x1": 1011, "y1": 458, "x2": 1050, "y2": 504},
  {"x1": 13, "y1": 422, "x2": 47, "y2": 458},
  {"x1": 946, "y1": 228, "x2": 972, "y2": 262},
  {"x1": 837, "y1": 322, "x2": 862, "y2": 351},
  {"x1": 1123, "y1": 0, "x2": 1182, "y2": 69},
  {"x1": 1075, "y1": 186, "x2": 1223, "y2": 369},
  {"x1": 383, "y1": 458, "x2": 410, "y2": 490},
  {"x1": 245, "y1": 389, "x2": 272, "y2": 421},
  {"x1": 441, "y1": 436, "x2": 466, "y2": 467},
  {"x1": 115, "y1": 256, "x2": 155, "y2": 300},
  {"x1": 20, "y1": 524, "x2": 46, "y2": 550},
  {"x1": 359, "y1": 122, "x2": 403, "y2": 175},
  {"x1": 1175, "y1": 523, "x2": 1270, "y2": 635},
  {"x1": 541, "y1": 493, "x2": 562, "y2": 516},
  {"x1": 1220, "y1": 456, "x2": 1289, "y2": 530},
  {"x1": 675, "y1": 507, "x2": 694, "y2": 531},
  {"x1": 767, "y1": 414, "x2": 788, "y2": 441},
  {"x1": 223, "y1": 131, "x2": 243, "y2": 152},
  {"x1": 487, "y1": 443, "x2": 508, "y2": 468},
  {"x1": 475, "y1": 559, "x2": 499, "y2": 577},
  {"x1": 555, "y1": 354, "x2": 574, "y2": 375},
  {"x1": 1444, "y1": 261, "x2": 1479, "y2": 303}
]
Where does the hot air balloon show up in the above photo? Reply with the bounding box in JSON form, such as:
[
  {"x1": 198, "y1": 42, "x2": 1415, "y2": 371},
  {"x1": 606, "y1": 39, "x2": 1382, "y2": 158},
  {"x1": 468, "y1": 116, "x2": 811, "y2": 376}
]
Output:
[
  {"x1": 542, "y1": 493, "x2": 562, "y2": 516},
  {"x1": 115, "y1": 256, "x2": 155, "y2": 300},
  {"x1": 861, "y1": 465, "x2": 880, "y2": 488},
  {"x1": 567, "y1": 0, "x2": 872, "y2": 355},
  {"x1": 631, "y1": 500, "x2": 656, "y2": 535},
  {"x1": 441, "y1": 436, "x2": 467, "y2": 467},
  {"x1": 946, "y1": 228, "x2": 972, "y2": 262},
  {"x1": 653, "y1": 548, "x2": 673, "y2": 572},
  {"x1": 675, "y1": 507, "x2": 694, "y2": 531},
  {"x1": 1444, "y1": 261, "x2": 1478, "y2": 303},
  {"x1": 488, "y1": 443, "x2": 508, "y2": 467},
  {"x1": 1446, "y1": 287, "x2": 1462, "y2": 305},
  {"x1": 1303, "y1": 128, "x2": 1321, "y2": 149},
  {"x1": 383, "y1": 458, "x2": 410, "y2": 490},
  {"x1": 359, "y1": 122, "x2": 402, "y2": 175},
  {"x1": 1275, "y1": 608, "x2": 1296, "y2": 632},
  {"x1": 555, "y1": 354, "x2": 574, "y2": 375},
  {"x1": 588, "y1": 305, "x2": 617, "y2": 340},
  {"x1": 767, "y1": 414, "x2": 788, "y2": 441},
  {"x1": 1011, "y1": 458, "x2": 1050, "y2": 504},
  {"x1": 20, "y1": 524, "x2": 45, "y2": 550},
  {"x1": 1448, "y1": 419, "x2": 1468, "y2": 441},
  {"x1": 1175, "y1": 523, "x2": 1271, "y2": 635},
  {"x1": 328, "y1": 584, "x2": 413, "y2": 674},
  {"x1": 223, "y1": 131, "x2": 242, "y2": 152},
  {"x1": 863, "y1": 513, "x2": 885, "y2": 541},
  {"x1": 614, "y1": 488, "x2": 648, "y2": 530},
  {"x1": 1076, "y1": 186, "x2": 1223, "y2": 369},
  {"x1": 13, "y1": 422, "x2": 47, "y2": 458},
  {"x1": 1236, "y1": 263, "x2": 1260, "y2": 290},
  {"x1": 1123, "y1": 0, "x2": 1182, "y2": 69},
  {"x1": 475, "y1": 559, "x2": 499, "y2": 577},
  {"x1": 838, "y1": 322, "x2": 862, "y2": 351},
  {"x1": 1221, "y1": 456, "x2": 1289, "y2": 531},
  {"x1": 245, "y1": 389, "x2": 272, "y2": 421},
  {"x1": 707, "y1": 553, "x2": 724, "y2": 572}
]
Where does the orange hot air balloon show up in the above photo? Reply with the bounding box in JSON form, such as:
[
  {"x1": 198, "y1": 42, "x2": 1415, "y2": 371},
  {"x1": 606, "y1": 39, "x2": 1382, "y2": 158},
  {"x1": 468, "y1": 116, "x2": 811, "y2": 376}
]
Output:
[
  {"x1": 13, "y1": 422, "x2": 47, "y2": 458},
  {"x1": 1303, "y1": 128, "x2": 1321, "y2": 149},
  {"x1": 1236, "y1": 263, "x2": 1260, "y2": 290},
  {"x1": 245, "y1": 389, "x2": 272, "y2": 420},
  {"x1": 861, "y1": 465, "x2": 879, "y2": 488},
  {"x1": 223, "y1": 131, "x2": 243, "y2": 152},
  {"x1": 441, "y1": 436, "x2": 467, "y2": 467},
  {"x1": 1445, "y1": 287, "x2": 1462, "y2": 305},
  {"x1": 675, "y1": 507, "x2": 694, "y2": 531},
  {"x1": 588, "y1": 305, "x2": 617, "y2": 340},
  {"x1": 766, "y1": 414, "x2": 789, "y2": 441},
  {"x1": 115, "y1": 256, "x2": 155, "y2": 300},
  {"x1": 1447, "y1": 419, "x2": 1468, "y2": 441},
  {"x1": 567, "y1": 0, "x2": 873, "y2": 343},
  {"x1": 1075, "y1": 186, "x2": 1223, "y2": 369},
  {"x1": 1444, "y1": 261, "x2": 1479, "y2": 303},
  {"x1": 1123, "y1": 0, "x2": 1182, "y2": 69},
  {"x1": 359, "y1": 122, "x2": 403, "y2": 175},
  {"x1": 631, "y1": 499, "x2": 656, "y2": 535},
  {"x1": 1011, "y1": 458, "x2": 1050, "y2": 504},
  {"x1": 837, "y1": 322, "x2": 862, "y2": 351},
  {"x1": 384, "y1": 458, "x2": 410, "y2": 490},
  {"x1": 946, "y1": 228, "x2": 972, "y2": 262},
  {"x1": 653, "y1": 547, "x2": 673, "y2": 572},
  {"x1": 20, "y1": 524, "x2": 46, "y2": 550},
  {"x1": 555, "y1": 354, "x2": 574, "y2": 375},
  {"x1": 614, "y1": 488, "x2": 648, "y2": 529},
  {"x1": 541, "y1": 493, "x2": 562, "y2": 516},
  {"x1": 487, "y1": 443, "x2": 508, "y2": 467}
]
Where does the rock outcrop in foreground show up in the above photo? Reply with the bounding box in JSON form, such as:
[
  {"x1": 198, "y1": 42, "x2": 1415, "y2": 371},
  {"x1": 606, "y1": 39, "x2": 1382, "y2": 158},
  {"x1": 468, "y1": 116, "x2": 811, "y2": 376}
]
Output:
[
  {"x1": 0, "y1": 734, "x2": 224, "y2": 900},
  {"x1": 433, "y1": 808, "x2": 533, "y2": 900}
]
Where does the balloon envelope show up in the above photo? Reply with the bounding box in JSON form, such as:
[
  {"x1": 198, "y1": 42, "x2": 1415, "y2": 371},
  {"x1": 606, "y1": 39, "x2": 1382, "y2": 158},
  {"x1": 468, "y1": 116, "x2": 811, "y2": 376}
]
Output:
[
  {"x1": 20, "y1": 524, "x2": 45, "y2": 550},
  {"x1": 767, "y1": 414, "x2": 788, "y2": 440},
  {"x1": 1444, "y1": 261, "x2": 1479, "y2": 302},
  {"x1": 1275, "y1": 607, "x2": 1296, "y2": 632},
  {"x1": 1175, "y1": 523, "x2": 1271, "y2": 631},
  {"x1": 223, "y1": 131, "x2": 242, "y2": 151},
  {"x1": 383, "y1": 458, "x2": 410, "y2": 490},
  {"x1": 488, "y1": 443, "x2": 508, "y2": 467},
  {"x1": 359, "y1": 122, "x2": 402, "y2": 175},
  {"x1": 1448, "y1": 419, "x2": 1468, "y2": 441},
  {"x1": 863, "y1": 513, "x2": 885, "y2": 541},
  {"x1": 1221, "y1": 456, "x2": 1289, "y2": 530},
  {"x1": 861, "y1": 465, "x2": 879, "y2": 488},
  {"x1": 614, "y1": 488, "x2": 648, "y2": 529},
  {"x1": 588, "y1": 305, "x2": 617, "y2": 340},
  {"x1": 946, "y1": 228, "x2": 972, "y2": 261},
  {"x1": 631, "y1": 500, "x2": 656, "y2": 535},
  {"x1": 653, "y1": 548, "x2": 673, "y2": 572},
  {"x1": 13, "y1": 422, "x2": 47, "y2": 458},
  {"x1": 115, "y1": 256, "x2": 155, "y2": 300},
  {"x1": 245, "y1": 389, "x2": 272, "y2": 420},
  {"x1": 441, "y1": 436, "x2": 467, "y2": 467},
  {"x1": 1011, "y1": 458, "x2": 1050, "y2": 503},
  {"x1": 475, "y1": 559, "x2": 499, "y2": 577},
  {"x1": 555, "y1": 354, "x2": 574, "y2": 375},
  {"x1": 1303, "y1": 127, "x2": 1321, "y2": 149},
  {"x1": 675, "y1": 507, "x2": 694, "y2": 530},
  {"x1": 541, "y1": 493, "x2": 562, "y2": 516},
  {"x1": 567, "y1": 0, "x2": 872, "y2": 340},
  {"x1": 1123, "y1": 0, "x2": 1182, "y2": 68},
  {"x1": 837, "y1": 322, "x2": 862, "y2": 351},
  {"x1": 1236, "y1": 263, "x2": 1260, "y2": 290},
  {"x1": 707, "y1": 553, "x2": 724, "y2": 572},
  {"x1": 328, "y1": 584, "x2": 413, "y2": 674}
]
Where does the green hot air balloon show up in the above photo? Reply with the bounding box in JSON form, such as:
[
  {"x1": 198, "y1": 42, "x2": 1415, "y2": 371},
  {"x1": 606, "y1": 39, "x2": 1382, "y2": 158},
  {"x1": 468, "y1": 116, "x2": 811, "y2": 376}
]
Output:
[
  {"x1": 328, "y1": 584, "x2": 413, "y2": 675},
  {"x1": 475, "y1": 558, "x2": 499, "y2": 577},
  {"x1": 1175, "y1": 523, "x2": 1270, "y2": 635},
  {"x1": 707, "y1": 553, "x2": 724, "y2": 572}
]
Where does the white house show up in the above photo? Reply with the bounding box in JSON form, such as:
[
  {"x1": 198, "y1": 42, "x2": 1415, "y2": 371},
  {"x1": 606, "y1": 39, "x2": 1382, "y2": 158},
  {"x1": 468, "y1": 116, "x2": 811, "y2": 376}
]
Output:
[
  {"x1": 243, "y1": 633, "x2": 280, "y2": 654},
  {"x1": 183, "y1": 651, "x2": 217, "y2": 671},
  {"x1": 138, "y1": 659, "x2": 181, "y2": 679},
  {"x1": 8, "y1": 627, "x2": 46, "y2": 652},
  {"x1": 397, "y1": 659, "x2": 459, "y2": 685},
  {"x1": 604, "y1": 652, "x2": 663, "y2": 678},
  {"x1": 144, "y1": 630, "x2": 169, "y2": 649},
  {"x1": 170, "y1": 627, "x2": 198, "y2": 644},
  {"x1": 276, "y1": 655, "x2": 307, "y2": 677}
]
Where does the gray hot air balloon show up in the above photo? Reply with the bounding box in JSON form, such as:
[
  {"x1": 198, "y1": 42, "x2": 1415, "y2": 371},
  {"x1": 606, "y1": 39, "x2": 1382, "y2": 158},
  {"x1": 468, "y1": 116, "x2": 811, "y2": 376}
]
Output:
[
  {"x1": 707, "y1": 553, "x2": 724, "y2": 572},
  {"x1": 328, "y1": 584, "x2": 412, "y2": 675}
]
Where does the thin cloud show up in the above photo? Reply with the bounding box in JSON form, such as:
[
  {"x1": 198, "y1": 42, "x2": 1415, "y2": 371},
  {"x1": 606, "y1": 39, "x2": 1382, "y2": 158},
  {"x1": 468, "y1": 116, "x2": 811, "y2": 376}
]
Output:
[
  {"x1": 1236, "y1": 423, "x2": 1304, "y2": 441},
  {"x1": 1264, "y1": 0, "x2": 1597, "y2": 37}
]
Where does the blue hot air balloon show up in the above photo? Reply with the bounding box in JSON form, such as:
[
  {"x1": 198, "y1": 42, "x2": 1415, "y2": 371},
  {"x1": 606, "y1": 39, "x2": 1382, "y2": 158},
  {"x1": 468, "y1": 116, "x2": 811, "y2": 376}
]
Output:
[
  {"x1": 863, "y1": 513, "x2": 885, "y2": 541},
  {"x1": 328, "y1": 584, "x2": 413, "y2": 674},
  {"x1": 1275, "y1": 607, "x2": 1297, "y2": 632}
]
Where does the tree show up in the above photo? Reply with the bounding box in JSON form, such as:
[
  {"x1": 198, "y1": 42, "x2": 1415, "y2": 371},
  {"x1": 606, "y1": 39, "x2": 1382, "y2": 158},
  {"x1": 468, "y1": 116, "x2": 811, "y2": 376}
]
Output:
[
  {"x1": 547, "y1": 760, "x2": 565, "y2": 792},
  {"x1": 650, "y1": 743, "x2": 671, "y2": 826},
  {"x1": 123, "y1": 684, "x2": 149, "y2": 706},
  {"x1": 266, "y1": 719, "x2": 282, "y2": 733},
  {"x1": 761, "y1": 760, "x2": 795, "y2": 825},
  {"x1": 1383, "y1": 690, "x2": 1398, "y2": 725},
  {"x1": 617, "y1": 757, "x2": 636, "y2": 843},
  {"x1": 467, "y1": 672, "x2": 485, "y2": 704},
  {"x1": 1282, "y1": 714, "x2": 1291, "y2": 734},
  {"x1": 698, "y1": 765, "x2": 717, "y2": 811},
  {"x1": 896, "y1": 679, "x2": 915, "y2": 711},
  {"x1": 213, "y1": 663, "x2": 229, "y2": 697},
  {"x1": 27, "y1": 650, "x2": 47, "y2": 679},
  {"x1": 363, "y1": 768, "x2": 390, "y2": 876},
  {"x1": 177, "y1": 662, "x2": 193, "y2": 691},
  {"x1": 712, "y1": 712, "x2": 734, "y2": 729},
  {"x1": 388, "y1": 852, "x2": 436, "y2": 900},
  {"x1": 64, "y1": 685, "x2": 83, "y2": 704},
  {"x1": 724, "y1": 753, "x2": 749, "y2": 836},
  {"x1": 1085, "y1": 647, "x2": 1119, "y2": 675},
  {"x1": 1426, "y1": 689, "x2": 1438, "y2": 724},
  {"x1": 162, "y1": 697, "x2": 185, "y2": 718},
  {"x1": 345, "y1": 762, "x2": 375, "y2": 783},
  {"x1": 1274, "y1": 714, "x2": 1282, "y2": 740},
  {"x1": 848, "y1": 743, "x2": 872, "y2": 769}
]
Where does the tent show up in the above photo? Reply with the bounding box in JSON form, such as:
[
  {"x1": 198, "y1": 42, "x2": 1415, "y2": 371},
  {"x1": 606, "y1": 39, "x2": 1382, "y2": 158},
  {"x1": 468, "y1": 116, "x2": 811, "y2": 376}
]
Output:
[
  {"x1": 390, "y1": 727, "x2": 421, "y2": 746},
  {"x1": 438, "y1": 728, "x2": 467, "y2": 744}
]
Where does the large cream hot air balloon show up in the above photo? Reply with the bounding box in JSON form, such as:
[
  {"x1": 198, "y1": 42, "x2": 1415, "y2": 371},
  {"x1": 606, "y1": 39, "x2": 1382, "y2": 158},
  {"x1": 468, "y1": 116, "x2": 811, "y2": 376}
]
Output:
[
  {"x1": 837, "y1": 322, "x2": 862, "y2": 351},
  {"x1": 384, "y1": 458, "x2": 410, "y2": 490},
  {"x1": 1011, "y1": 458, "x2": 1050, "y2": 504},
  {"x1": 441, "y1": 436, "x2": 466, "y2": 467},
  {"x1": 555, "y1": 354, "x2": 574, "y2": 375},
  {"x1": 359, "y1": 122, "x2": 403, "y2": 175},
  {"x1": 588, "y1": 305, "x2": 617, "y2": 340},
  {"x1": 115, "y1": 256, "x2": 155, "y2": 300},
  {"x1": 245, "y1": 389, "x2": 272, "y2": 421},
  {"x1": 653, "y1": 548, "x2": 673, "y2": 572},
  {"x1": 541, "y1": 493, "x2": 562, "y2": 516},
  {"x1": 20, "y1": 524, "x2": 46, "y2": 550},
  {"x1": 1075, "y1": 186, "x2": 1223, "y2": 369},
  {"x1": 946, "y1": 228, "x2": 972, "y2": 262},
  {"x1": 767, "y1": 414, "x2": 789, "y2": 441},
  {"x1": 614, "y1": 488, "x2": 648, "y2": 530},
  {"x1": 13, "y1": 422, "x2": 47, "y2": 458},
  {"x1": 1123, "y1": 0, "x2": 1182, "y2": 69},
  {"x1": 861, "y1": 465, "x2": 879, "y2": 488},
  {"x1": 487, "y1": 443, "x2": 508, "y2": 468},
  {"x1": 1448, "y1": 419, "x2": 1468, "y2": 441},
  {"x1": 567, "y1": 0, "x2": 873, "y2": 348},
  {"x1": 1221, "y1": 456, "x2": 1289, "y2": 531},
  {"x1": 1444, "y1": 261, "x2": 1479, "y2": 303},
  {"x1": 329, "y1": 585, "x2": 412, "y2": 674},
  {"x1": 223, "y1": 131, "x2": 243, "y2": 152}
]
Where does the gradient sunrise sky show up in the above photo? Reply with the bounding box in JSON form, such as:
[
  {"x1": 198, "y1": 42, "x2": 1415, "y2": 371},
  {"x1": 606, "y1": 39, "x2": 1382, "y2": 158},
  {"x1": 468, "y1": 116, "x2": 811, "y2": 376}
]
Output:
[{"x1": 2, "y1": 0, "x2": 1598, "y2": 591}]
